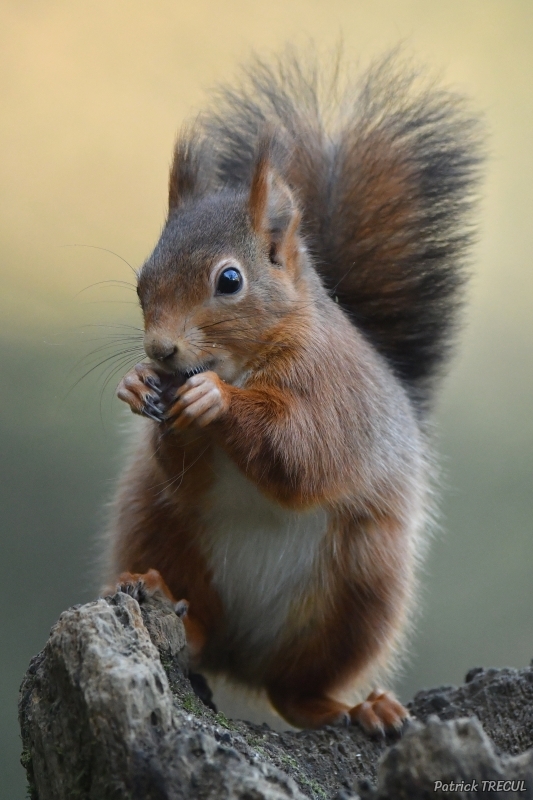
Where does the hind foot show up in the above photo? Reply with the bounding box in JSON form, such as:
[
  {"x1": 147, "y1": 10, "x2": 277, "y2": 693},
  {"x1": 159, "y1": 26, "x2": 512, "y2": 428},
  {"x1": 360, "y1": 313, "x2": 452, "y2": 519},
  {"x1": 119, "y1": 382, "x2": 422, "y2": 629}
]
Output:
[
  {"x1": 267, "y1": 691, "x2": 352, "y2": 729},
  {"x1": 350, "y1": 689, "x2": 409, "y2": 736},
  {"x1": 267, "y1": 686, "x2": 409, "y2": 734}
]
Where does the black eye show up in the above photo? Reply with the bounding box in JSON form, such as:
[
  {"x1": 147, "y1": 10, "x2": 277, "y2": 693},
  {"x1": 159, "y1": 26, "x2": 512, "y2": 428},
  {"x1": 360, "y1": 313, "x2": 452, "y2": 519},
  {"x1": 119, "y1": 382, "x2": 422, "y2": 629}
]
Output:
[{"x1": 216, "y1": 267, "x2": 243, "y2": 295}]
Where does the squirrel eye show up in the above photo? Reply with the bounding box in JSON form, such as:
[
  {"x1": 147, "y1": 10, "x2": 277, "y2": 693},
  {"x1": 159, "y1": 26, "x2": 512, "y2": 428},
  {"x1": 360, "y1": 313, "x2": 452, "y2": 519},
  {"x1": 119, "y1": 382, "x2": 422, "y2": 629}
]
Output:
[{"x1": 216, "y1": 267, "x2": 243, "y2": 295}]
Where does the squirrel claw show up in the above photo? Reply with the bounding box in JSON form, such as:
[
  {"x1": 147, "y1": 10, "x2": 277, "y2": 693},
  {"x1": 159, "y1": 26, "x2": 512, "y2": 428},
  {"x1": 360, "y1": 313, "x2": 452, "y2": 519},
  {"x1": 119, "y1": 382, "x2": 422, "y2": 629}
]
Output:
[
  {"x1": 144, "y1": 374, "x2": 162, "y2": 393},
  {"x1": 144, "y1": 395, "x2": 165, "y2": 417},
  {"x1": 118, "y1": 363, "x2": 175, "y2": 422},
  {"x1": 350, "y1": 690, "x2": 410, "y2": 736},
  {"x1": 174, "y1": 599, "x2": 189, "y2": 617},
  {"x1": 141, "y1": 407, "x2": 164, "y2": 423}
]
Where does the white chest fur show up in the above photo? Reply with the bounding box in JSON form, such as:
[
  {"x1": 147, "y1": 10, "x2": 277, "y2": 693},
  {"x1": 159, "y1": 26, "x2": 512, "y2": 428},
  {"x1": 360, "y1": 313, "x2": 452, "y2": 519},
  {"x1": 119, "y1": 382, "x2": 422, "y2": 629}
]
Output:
[{"x1": 200, "y1": 449, "x2": 328, "y2": 652}]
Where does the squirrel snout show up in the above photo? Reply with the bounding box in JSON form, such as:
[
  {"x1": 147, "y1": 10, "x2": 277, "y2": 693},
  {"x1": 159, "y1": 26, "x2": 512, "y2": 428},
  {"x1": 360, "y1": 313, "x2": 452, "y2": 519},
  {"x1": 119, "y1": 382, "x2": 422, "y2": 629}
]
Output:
[{"x1": 144, "y1": 336, "x2": 178, "y2": 364}]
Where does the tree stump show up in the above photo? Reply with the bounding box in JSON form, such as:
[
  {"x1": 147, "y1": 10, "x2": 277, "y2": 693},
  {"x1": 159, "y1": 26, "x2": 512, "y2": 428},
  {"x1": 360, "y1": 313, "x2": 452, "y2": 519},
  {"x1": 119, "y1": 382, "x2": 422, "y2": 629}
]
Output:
[{"x1": 19, "y1": 589, "x2": 533, "y2": 799}]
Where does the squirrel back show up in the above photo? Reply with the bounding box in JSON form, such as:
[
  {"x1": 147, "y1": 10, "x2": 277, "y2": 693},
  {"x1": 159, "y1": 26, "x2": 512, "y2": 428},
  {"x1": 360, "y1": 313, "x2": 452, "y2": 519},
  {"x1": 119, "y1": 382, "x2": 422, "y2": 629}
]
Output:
[{"x1": 172, "y1": 51, "x2": 483, "y2": 411}]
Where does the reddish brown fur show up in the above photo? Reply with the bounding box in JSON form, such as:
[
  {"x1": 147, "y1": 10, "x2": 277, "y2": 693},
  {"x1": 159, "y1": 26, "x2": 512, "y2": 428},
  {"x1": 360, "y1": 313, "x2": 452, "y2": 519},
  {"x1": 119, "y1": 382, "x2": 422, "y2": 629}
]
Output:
[
  {"x1": 99, "y1": 55, "x2": 479, "y2": 732},
  {"x1": 107, "y1": 196, "x2": 423, "y2": 728},
  {"x1": 261, "y1": 509, "x2": 414, "y2": 726}
]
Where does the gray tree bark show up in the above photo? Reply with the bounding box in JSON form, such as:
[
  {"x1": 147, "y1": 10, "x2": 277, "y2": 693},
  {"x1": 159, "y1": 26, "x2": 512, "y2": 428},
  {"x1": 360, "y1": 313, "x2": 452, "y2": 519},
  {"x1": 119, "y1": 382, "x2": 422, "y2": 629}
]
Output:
[{"x1": 19, "y1": 589, "x2": 533, "y2": 799}]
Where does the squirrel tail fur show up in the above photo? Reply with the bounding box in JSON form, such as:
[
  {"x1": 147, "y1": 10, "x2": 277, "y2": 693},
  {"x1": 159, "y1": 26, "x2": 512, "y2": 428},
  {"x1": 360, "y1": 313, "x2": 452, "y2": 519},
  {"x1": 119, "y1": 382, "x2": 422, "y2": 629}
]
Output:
[{"x1": 179, "y1": 49, "x2": 484, "y2": 411}]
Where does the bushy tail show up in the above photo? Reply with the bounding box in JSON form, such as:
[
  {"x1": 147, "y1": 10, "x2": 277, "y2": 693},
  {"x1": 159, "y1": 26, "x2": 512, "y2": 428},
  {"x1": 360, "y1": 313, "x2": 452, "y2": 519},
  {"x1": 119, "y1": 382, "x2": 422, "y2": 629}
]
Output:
[{"x1": 198, "y1": 50, "x2": 484, "y2": 411}]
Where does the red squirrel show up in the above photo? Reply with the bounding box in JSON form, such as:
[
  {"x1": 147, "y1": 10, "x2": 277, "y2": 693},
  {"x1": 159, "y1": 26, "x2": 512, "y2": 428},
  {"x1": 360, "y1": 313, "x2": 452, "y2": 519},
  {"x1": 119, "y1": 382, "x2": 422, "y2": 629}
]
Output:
[{"x1": 102, "y1": 53, "x2": 482, "y2": 733}]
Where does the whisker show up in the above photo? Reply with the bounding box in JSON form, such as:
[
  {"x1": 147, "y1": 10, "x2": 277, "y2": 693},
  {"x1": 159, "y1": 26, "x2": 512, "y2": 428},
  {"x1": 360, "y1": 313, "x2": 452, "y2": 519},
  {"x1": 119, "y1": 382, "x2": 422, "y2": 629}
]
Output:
[
  {"x1": 101, "y1": 352, "x2": 145, "y2": 390},
  {"x1": 187, "y1": 342, "x2": 220, "y2": 357},
  {"x1": 81, "y1": 323, "x2": 144, "y2": 333},
  {"x1": 60, "y1": 244, "x2": 138, "y2": 277},
  {"x1": 206, "y1": 336, "x2": 291, "y2": 348},
  {"x1": 97, "y1": 351, "x2": 146, "y2": 430},
  {"x1": 327, "y1": 262, "x2": 357, "y2": 297},
  {"x1": 99, "y1": 352, "x2": 146, "y2": 415},
  {"x1": 65, "y1": 348, "x2": 145, "y2": 397},
  {"x1": 77, "y1": 334, "x2": 144, "y2": 343},
  {"x1": 78, "y1": 334, "x2": 143, "y2": 346},
  {"x1": 196, "y1": 312, "x2": 270, "y2": 331},
  {"x1": 84, "y1": 300, "x2": 140, "y2": 305},
  {"x1": 197, "y1": 302, "x2": 314, "y2": 334},
  {"x1": 75, "y1": 280, "x2": 137, "y2": 297},
  {"x1": 67, "y1": 344, "x2": 144, "y2": 378},
  {"x1": 151, "y1": 444, "x2": 211, "y2": 497}
]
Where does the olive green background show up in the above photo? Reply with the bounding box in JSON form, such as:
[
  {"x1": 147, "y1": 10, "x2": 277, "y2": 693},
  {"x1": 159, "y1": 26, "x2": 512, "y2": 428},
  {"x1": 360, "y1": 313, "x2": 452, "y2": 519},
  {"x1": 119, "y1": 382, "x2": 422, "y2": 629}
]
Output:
[{"x1": 1, "y1": 2, "x2": 532, "y2": 797}]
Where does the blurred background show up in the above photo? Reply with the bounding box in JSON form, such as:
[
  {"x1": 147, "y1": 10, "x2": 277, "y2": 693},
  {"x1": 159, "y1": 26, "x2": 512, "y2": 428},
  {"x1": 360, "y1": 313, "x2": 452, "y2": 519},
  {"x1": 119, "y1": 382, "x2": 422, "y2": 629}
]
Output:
[{"x1": 1, "y1": 1, "x2": 532, "y2": 796}]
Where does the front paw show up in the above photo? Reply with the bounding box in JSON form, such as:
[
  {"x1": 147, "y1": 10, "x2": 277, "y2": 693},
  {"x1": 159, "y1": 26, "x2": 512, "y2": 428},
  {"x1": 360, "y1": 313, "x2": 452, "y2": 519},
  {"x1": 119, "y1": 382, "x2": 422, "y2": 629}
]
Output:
[
  {"x1": 166, "y1": 371, "x2": 230, "y2": 430},
  {"x1": 116, "y1": 363, "x2": 168, "y2": 422},
  {"x1": 105, "y1": 568, "x2": 178, "y2": 605}
]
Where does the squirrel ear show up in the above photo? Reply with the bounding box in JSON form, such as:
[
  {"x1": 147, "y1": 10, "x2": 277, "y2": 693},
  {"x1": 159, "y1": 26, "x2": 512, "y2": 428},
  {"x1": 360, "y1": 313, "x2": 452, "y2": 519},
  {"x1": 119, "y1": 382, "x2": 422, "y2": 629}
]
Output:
[
  {"x1": 168, "y1": 130, "x2": 209, "y2": 210},
  {"x1": 249, "y1": 149, "x2": 301, "y2": 271}
]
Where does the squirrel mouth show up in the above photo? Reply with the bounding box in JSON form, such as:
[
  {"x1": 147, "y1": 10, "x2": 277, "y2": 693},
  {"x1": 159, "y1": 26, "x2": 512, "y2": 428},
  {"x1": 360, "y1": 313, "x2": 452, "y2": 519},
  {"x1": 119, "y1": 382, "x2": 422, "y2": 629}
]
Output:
[{"x1": 175, "y1": 360, "x2": 215, "y2": 385}]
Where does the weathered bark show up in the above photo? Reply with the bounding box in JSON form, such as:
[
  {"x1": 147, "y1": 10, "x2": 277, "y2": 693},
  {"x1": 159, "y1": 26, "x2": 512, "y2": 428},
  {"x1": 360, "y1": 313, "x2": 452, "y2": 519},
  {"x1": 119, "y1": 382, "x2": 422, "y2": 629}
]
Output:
[{"x1": 19, "y1": 589, "x2": 533, "y2": 799}]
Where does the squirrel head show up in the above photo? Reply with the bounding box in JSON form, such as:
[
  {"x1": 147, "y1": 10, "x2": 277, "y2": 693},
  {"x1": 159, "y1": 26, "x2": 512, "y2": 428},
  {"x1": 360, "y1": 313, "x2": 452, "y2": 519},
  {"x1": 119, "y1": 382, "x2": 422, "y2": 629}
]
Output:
[{"x1": 137, "y1": 138, "x2": 305, "y2": 384}]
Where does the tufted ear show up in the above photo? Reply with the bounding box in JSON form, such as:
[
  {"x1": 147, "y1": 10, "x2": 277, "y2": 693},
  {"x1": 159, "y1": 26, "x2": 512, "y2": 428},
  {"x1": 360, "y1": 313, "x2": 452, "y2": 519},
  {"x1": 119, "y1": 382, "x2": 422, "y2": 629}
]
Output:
[
  {"x1": 168, "y1": 129, "x2": 209, "y2": 210},
  {"x1": 249, "y1": 147, "x2": 301, "y2": 272}
]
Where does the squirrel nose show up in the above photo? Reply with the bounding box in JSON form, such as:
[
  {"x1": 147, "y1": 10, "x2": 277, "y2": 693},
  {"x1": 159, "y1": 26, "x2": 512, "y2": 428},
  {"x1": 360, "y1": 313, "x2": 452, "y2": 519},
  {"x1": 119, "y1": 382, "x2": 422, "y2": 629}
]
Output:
[{"x1": 144, "y1": 337, "x2": 178, "y2": 363}]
